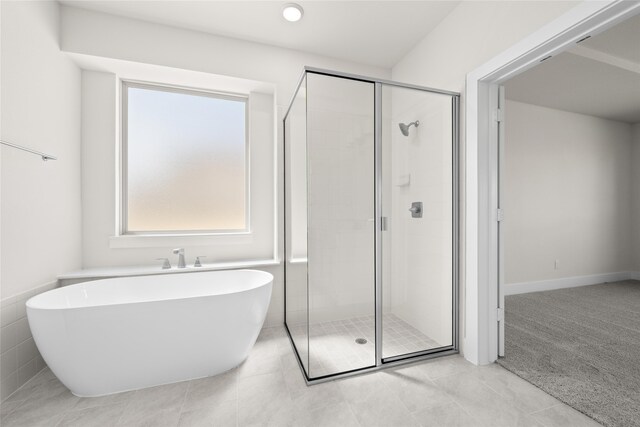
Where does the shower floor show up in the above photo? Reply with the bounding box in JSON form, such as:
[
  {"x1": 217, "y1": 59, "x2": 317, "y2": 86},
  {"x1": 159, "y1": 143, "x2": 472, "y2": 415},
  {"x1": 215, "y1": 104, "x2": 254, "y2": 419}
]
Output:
[{"x1": 288, "y1": 313, "x2": 441, "y2": 378}]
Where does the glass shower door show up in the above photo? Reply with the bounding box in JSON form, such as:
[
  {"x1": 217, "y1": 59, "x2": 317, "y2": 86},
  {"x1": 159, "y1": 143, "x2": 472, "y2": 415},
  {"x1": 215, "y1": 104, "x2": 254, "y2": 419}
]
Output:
[
  {"x1": 284, "y1": 74, "x2": 309, "y2": 374},
  {"x1": 305, "y1": 72, "x2": 376, "y2": 379},
  {"x1": 285, "y1": 67, "x2": 459, "y2": 382},
  {"x1": 380, "y1": 83, "x2": 455, "y2": 360}
]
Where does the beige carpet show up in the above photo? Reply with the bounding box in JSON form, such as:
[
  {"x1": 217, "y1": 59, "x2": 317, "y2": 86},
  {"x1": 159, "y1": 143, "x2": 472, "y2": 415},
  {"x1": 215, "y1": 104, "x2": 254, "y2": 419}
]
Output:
[{"x1": 498, "y1": 280, "x2": 640, "y2": 427}]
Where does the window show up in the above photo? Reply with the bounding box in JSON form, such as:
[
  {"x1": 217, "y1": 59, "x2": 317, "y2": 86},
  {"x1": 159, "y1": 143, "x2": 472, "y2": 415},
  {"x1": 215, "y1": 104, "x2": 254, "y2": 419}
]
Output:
[{"x1": 122, "y1": 81, "x2": 248, "y2": 234}]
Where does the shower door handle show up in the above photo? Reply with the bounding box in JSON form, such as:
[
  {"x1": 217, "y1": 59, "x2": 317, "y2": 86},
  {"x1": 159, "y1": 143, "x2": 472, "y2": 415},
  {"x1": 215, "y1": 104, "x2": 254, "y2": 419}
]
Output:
[{"x1": 409, "y1": 202, "x2": 423, "y2": 218}]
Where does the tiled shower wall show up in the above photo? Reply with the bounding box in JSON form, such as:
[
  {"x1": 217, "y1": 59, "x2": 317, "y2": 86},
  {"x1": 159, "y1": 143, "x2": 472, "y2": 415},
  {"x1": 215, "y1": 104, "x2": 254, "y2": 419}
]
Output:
[
  {"x1": 387, "y1": 88, "x2": 453, "y2": 346},
  {"x1": 0, "y1": 282, "x2": 54, "y2": 401},
  {"x1": 306, "y1": 73, "x2": 376, "y2": 324}
]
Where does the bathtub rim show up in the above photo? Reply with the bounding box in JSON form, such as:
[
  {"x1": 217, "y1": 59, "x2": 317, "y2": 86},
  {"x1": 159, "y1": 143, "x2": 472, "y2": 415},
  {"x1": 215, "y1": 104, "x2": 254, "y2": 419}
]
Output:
[{"x1": 26, "y1": 269, "x2": 274, "y2": 311}]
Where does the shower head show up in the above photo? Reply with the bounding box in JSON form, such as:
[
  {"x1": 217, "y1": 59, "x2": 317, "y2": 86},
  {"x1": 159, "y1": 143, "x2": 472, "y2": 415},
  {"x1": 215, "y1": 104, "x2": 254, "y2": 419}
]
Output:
[{"x1": 398, "y1": 120, "x2": 419, "y2": 136}]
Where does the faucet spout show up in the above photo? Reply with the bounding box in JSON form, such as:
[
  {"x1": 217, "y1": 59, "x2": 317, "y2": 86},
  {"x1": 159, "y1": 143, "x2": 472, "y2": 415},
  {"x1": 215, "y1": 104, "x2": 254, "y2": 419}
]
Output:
[{"x1": 172, "y1": 248, "x2": 186, "y2": 268}]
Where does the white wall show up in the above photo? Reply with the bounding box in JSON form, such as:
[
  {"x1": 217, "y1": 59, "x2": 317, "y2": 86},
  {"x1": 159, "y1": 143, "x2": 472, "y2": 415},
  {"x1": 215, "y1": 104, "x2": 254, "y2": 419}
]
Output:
[
  {"x1": 632, "y1": 123, "x2": 640, "y2": 273},
  {"x1": 504, "y1": 101, "x2": 633, "y2": 287},
  {"x1": 81, "y1": 70, "x2": 276, "y2": 267},
  {"x1": 60, "y1": 6, "x2": 389, "y2": 110},
  {"x1": 391, "y1": 1, "x2": 580, "y2": 356},
  {"x1": 0, "y1": 1, "x2": 82, "y2": 400},
  {"x1": 392, "y1": 1, "x2": 579, "y2": 92},
  {"x1": 62, "y1": 5, "x2": 389, "y2": 269},
  {"x1": 60, "y1": 6, "x2": 391, "y2": 328}
]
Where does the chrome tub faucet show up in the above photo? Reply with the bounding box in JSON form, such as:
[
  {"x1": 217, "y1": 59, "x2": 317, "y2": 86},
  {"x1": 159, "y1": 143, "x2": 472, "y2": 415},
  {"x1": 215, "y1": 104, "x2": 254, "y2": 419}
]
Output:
[{"x1": 173, "y1": 248, "x2": 186, "y2": 268}]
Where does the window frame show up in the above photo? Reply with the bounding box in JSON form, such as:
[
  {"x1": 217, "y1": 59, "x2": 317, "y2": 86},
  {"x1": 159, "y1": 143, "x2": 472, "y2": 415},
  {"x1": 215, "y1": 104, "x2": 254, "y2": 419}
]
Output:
[{"x1": 120, "y1": 79, "x2": 251, "y2": 236}]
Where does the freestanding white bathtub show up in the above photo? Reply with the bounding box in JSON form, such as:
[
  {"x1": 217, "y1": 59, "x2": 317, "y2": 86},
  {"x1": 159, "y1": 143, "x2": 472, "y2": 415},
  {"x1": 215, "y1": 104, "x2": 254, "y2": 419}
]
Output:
[{"x1": 26, "y1": 269, "x2": 273, "y2": 397}]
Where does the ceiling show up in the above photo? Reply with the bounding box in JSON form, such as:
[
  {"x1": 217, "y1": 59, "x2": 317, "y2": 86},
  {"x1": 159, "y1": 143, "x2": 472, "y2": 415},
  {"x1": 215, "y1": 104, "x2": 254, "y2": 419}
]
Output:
[
  {"x1": 59, "y1": 1, "x2": 460, "y2": 69},
  {"x1": 580, "y1": 13, "x2": 640, "y2": 64},
  {"x1": 505, "y1": 13, "x2": 640, "y2": 124}
]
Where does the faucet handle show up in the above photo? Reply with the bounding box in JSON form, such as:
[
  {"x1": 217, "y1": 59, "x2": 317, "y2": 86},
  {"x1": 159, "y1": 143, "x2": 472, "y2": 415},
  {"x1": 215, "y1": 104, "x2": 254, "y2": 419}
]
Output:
[
  {"x1": 194, "y1": 256, "x2": 207, "y2": 267},
  {"x1": 156, "y1": 258, "x2": 171, "y2": 269}
]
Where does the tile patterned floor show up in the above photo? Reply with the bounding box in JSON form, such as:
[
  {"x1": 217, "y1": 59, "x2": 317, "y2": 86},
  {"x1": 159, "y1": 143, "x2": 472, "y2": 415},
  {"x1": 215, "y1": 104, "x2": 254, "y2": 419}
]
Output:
[
  {"x1": 290, "y1": 314, "x2": 442, "y2": 378},
  {"x1": 0, "y1": 325, "x2": 601, "y2": 427},
  {"x1": 382, "y1": 313, "x2": 442, "y2": 357}
]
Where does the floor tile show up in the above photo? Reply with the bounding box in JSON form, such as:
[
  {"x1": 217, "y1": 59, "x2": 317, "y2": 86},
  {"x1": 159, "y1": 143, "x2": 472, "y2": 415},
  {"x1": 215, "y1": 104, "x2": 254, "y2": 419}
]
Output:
[
  {"x1": 178, "y1": 400, "x2": 237, "y2": 427},
  {"x1": 118, "y1": 408, "x2": 182, "y2": 427},
  {"x1": 252, "y1": 329, "x2": 291, "y2": 359},
  {"x1": 0, "y1": 398, "x2": 24, "y2": 418},
  {"x1": 0, "y1": 325, "x2": 607, "y2": 427},
  {"x1": 413, "y1": 401, "x2": 480, "y2": 427},
  {"x1": 299, "y1": 401, "x2": 360, "y2": 427},
  {"x1": 5, "y1": 368, "x2": 56, "y2": 402},
  {"x1": 237, "y1": 353, "x2": 282, "y2": 378},
  {"x1": 182, "y1": 370, "x2": 237, "y2": 412},
  {"x1": 347, "y1": 389, "x2": 419, "y2": 427},
  {"x1": 337, "y1": 371, "x2": 390, "y2": 404},
  {"x1": 3, "y1": 410, "x2": 64, "y2": 427},
  {"x1": 116, "y1": 381, "x2": 188, "y2": 426},
  {"x1": 532, "y1": 404, "x2": 602, "y2": 427},
  {"x1": 433, "y1": 372, "x2": 541, "y2": 427},
  {"x1": 382, "y1": 369, "x2": 453, "y2": 413},
  {"x1": 239, "y1": 398, "x2": 296, "y2": 427},
  {"x1": 413, "y1": 355, "x2": 479, "y2": 381},
  {"x1": 477, "y1": 365, "x2": 560, "y2": 414},
  {"x1": 2, "y1": 380, "x2": 79, "y2": 427},
  {"x1": 284, "y1": 374, "x2": 344, "y2": 412},
  {"x1": 237, "y1": 371, "x2": 292, "y2": 426},
  {"x1": 57, "y1": 402, "x2": 127, "y2": 427}
]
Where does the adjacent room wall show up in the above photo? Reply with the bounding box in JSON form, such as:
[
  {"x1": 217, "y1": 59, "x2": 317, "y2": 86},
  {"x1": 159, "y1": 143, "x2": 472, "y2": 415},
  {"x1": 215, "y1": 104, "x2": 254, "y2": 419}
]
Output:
[
  {"x1": 503, "y1": 101, "x2": 633, "y2": 290},
  {"x1": 0, "y1": 1, "x2": 82, "y2": 400},
  {"x1": 632, "y1": 123, "x2": 640, "y2": 275}
]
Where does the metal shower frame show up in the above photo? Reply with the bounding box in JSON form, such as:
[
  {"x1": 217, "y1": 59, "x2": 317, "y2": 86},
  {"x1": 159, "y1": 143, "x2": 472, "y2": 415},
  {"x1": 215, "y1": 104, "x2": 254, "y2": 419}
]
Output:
[{"x1": 283, "y1": 66, "x2": 461, "y2": 384}]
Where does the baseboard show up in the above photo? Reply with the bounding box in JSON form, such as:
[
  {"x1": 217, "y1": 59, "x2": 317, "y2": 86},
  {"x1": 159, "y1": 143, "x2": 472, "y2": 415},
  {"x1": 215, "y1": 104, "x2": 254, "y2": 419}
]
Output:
[{"x1": 505, "y1": 271, "x2": 637, "y2": 296}]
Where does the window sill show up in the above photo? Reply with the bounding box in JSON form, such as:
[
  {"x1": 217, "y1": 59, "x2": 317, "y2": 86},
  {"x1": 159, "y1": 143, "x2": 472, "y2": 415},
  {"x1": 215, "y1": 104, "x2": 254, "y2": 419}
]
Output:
[{"x1": 109, "y1": 232, "x2": 252, "y2": 249}]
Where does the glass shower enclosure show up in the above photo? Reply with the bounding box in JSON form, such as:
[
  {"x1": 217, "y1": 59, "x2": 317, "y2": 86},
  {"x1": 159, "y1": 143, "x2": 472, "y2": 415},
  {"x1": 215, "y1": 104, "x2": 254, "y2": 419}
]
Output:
[{"x1": 284, "y1": 67, "x2": 459, "y2": 382}]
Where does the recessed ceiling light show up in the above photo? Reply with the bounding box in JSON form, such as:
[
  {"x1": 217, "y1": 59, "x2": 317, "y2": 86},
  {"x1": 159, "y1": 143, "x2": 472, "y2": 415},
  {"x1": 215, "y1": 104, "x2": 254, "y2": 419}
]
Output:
[{"x1": 282, "y1": 3, "x2": 303, "y2": 22}]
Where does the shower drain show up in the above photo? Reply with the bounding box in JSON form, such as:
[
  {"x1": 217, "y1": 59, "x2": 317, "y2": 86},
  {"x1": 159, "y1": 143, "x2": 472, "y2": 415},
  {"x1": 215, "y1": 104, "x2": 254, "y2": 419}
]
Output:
[{"x1": 355, "y1": 338, "x2": 368, "y2": 345}]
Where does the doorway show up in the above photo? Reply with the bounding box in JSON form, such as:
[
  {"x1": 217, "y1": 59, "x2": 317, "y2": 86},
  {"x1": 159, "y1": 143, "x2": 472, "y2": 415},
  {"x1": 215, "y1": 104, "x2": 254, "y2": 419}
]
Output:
[{"x1": 464, "y1": 0, "x2": 640, "y2": 366}]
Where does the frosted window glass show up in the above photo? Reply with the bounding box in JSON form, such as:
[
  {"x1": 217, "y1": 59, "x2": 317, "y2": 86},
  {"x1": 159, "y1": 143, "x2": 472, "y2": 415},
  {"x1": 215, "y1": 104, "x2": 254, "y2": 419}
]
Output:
[{"x1": 125, "y1": 84, "x2": 247, "y2": 232}]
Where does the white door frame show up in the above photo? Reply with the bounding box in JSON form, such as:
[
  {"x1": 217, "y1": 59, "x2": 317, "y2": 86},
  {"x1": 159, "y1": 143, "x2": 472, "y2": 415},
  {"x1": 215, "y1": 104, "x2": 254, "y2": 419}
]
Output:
[{"x1": 464, "y1": 0, "x2": 640, "y2": 365}]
